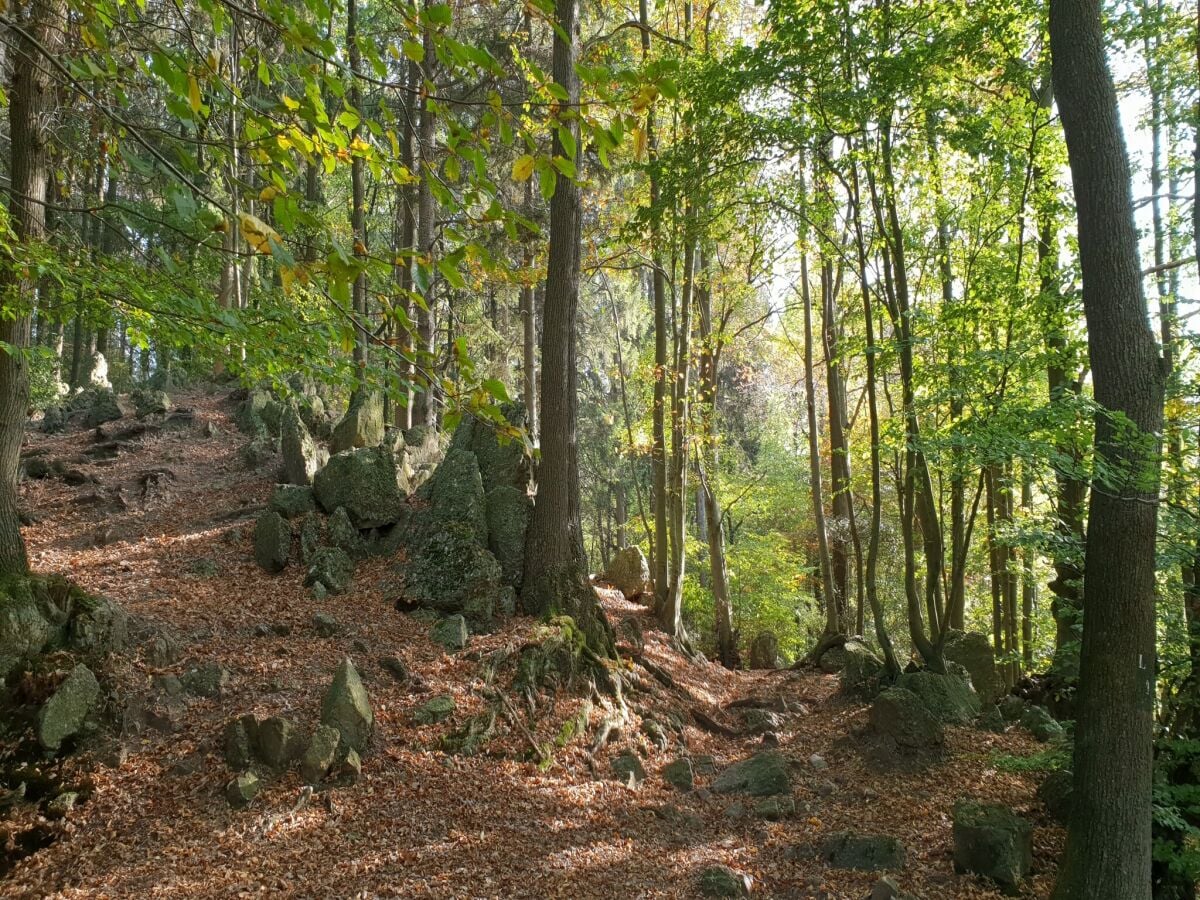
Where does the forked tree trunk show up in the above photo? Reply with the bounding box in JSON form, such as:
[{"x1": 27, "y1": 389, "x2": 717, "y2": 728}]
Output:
[{"x1": 1050, "y1": 3, "x2": 1165, "y2": 897}]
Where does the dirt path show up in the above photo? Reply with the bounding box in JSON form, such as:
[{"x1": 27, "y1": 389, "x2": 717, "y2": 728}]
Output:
[{"x1": 4, "y1": 389, "x2": 1061, "y2": 898}]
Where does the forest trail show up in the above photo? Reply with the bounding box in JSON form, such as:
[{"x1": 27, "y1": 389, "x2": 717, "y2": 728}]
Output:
[{"x1": 4, "y1": 388, "x2": 1059, "y2": 898}]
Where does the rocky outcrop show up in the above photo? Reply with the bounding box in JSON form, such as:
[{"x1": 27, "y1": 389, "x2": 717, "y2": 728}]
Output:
[
  {"x1": 330, "y1": 390, "x2": 385, "y2": 454},
  {"x1": 943, "y1": 630, "x2": 1005, "y2": 705},
  {"x1": 840, "y1": 640, "x2": 885, "y2": 699},
  {"x1": 253, "y1": 511, "x2": 291, "y2": 574},
  {"x1": 0, "y1": 576, "x2": 127, "y2": 681},
  {"x1": 895, "y1": 667, "x2": 980, "y2": 725},
  {"x1": 314, "y1": 446, "x2": 409, "y2": 529},
  {"x1": 601, "y1": 547, "x2": 652, "y2": 601},
  {"x1": 281, "y1": 403, "x2": 327, "y2": 486}
]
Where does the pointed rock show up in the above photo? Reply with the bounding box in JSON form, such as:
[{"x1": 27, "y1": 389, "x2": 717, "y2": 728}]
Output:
[{"x1": 320, "y1": 658, "x2": 373, "y2": 752}]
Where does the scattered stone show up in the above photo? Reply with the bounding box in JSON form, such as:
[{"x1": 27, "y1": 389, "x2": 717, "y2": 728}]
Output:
[
  {"x1": 944, "y1": 630, "x2": 1005, "y2": 704},
  {"x1": 253, "y1": 510, "x2": 292, "y2": 574},
  {"x1": 952, "y1": 800, "x2": 1033, "y2": 893},
  {"x1": 281, "y1": 402, "x2": 327, "y2": 486},
  {"x1": 181, "y1": 662, "x2": 230, "y2": 699},
  {"x1": 304, "y1": 547, "x2": 354, "y2": 595},
  {"x1": 601, "y1": 546, "x2": 653, "y2": 601},
  {"x1": 1037, "y1": 770, "x2": 1073, "y2": 824},
  {"x1": 815, "y1": 779, "x2": 837, "y2": 798},
  {"x1": 868, "y1": 876, "x2": 915, "y2": 900},
  {"x1": 300, "y1": 725, "x2": 341, "y2": 784},
  {"x1": 256, "y1": 716, "x2": 299, "y2": 769},
  {"x1": 1020, "y1": 705, "x2": 1064, "y2": 742},
  {"x1": 820, "y1": 832, "x2": 907, "y2": 871},
  {"x1": 431, "y1": 615, "x2": 469, "y2": 652},
  {"x1": 744, "y1": 708, "x2": 781, "y2": 735},
  {"x1": 37, "y1": 664, "x2": 101, "y2": 750},
  {"x1": 711, "y1": 751, "x2": 790, "y2": 797},
  {"x1": 330, "y1": 390, "x2": 385, "y2": 454},
  {"x1": 755, "y1": 795, "x2": 795, "y2": 821},
  {"x1": 868, "y1": 687, "x2": 945, "y2": 752},
  {"x1": 611, "y1": 750, "x2": 646, "y2": 786},
  {"x1": 314, "y1": 446, "x2": 408, "y2": 528},
  {"x1": 896, "y1": 667, "x2": 981, "y2": 725},
  {"x1": 131, "y1": 387, "x2": 170, "y2": 419},
  {"x1": 413, "y1": 695, "x2": 456, "y2": 725},
  {"x1": 336, "y1": 747, "x2": 363, "y2": 783},
  {"x1": 998, "y1": 695, "x2": 1026, "y2": 721},
  {"x1": 226, "y1": 772, "x2": 261, "y2": 808},
  {"x1": 313, "y1": 613, "x2": 343, "y2": 638},
  {"x1": 976, "y1": 704, "x2": 1007, "y2": 733},
  {"x1": 320, "y1": 658, "x2": 374, "y2": 752},
  {"x1": 640, "y1": 717, "x2": 668, "y2": 749},
  {"x1": 46, "y1": 791, "x2": 79, "y2": 819},
  {"x1": 270, "y1": 484, "x2": 317, "y2": 518},
  {"x1": 82, "y1": 388, "x2": 122, "y2": 427},
  {"x1": 186, "y1": 558, "x2": 219, "y2": 578},
  {"x1": 808, "y1": 753, "x2": 828, "y2": 771},
  {"x1": 663, "y1": 758, "x2": 695, "y2": 791},
  {"x1": 223, "y1": 715, "x2": 258, "y2": 771},
  {"x1": 169, "y1": 752, "x2": 205, "y2": 776},
  {"x1": 698, "y1": 864, "x2": 752, "y2": 898},
  {"x1": 311, "y1": 582, "x2": 328, "y2": 601},
  {"x1": 693, "y1": 754, "x2": 717, "y2": 776},
  {"x1": 379, "y1": 656, "x2": 408, "y2": 682}
]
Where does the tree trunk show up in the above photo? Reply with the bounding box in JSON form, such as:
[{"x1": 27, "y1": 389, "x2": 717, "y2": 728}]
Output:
[
  {"x1": 413, "y1": 3, "x2": 437, "y2": 428},
  {"x1": 661, "y1": 231, "x2": 693, "y2": 639},
  {"x1": 801, "y1": 252, "x2": 837, "y2": 641},
  {"x1": 348, "y1": 0, "x2": 368, "y2": 373},
  {"x1": 0, "y1": 0, "x2": 65, "y2": 576},
  {"x1": 1050, "y1": 3, "x2": 1165, "y2": 896},
  {"x1": 520, "y1": 0, "x2": 612, "y2": 656}
]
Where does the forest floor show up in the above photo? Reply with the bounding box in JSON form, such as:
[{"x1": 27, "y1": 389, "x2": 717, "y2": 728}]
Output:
[{"x1": 3, "y1": 387, "x2": 1063, "y2": 899}]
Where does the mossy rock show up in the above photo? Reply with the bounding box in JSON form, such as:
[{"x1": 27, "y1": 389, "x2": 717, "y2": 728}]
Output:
[
  {"x1": 313, "y1": 446, "x2": 409, "y2": 529},
  {"x1": 0, "y1": 575, "x2": 126, "y2": 681},
  {"x1": 414, "y1": 695, "x2": 456, "y2": 725},
  {"x1": 441, "y1": 709, "x2": 496, "y2": 756},
  {"x1": 401, "y1": 523, "x2": 502, "y2": 628},
  {"x1": 896, "y1": 667, "x2": 980, "y2": 725},
  {"x1": 711, "y1": 751, "x2": 791, "y2": 797}
]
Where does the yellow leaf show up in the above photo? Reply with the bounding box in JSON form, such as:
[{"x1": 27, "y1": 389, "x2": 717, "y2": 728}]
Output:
[
  {"x1": 633, "y1": 127, "x2": 647, "y2": 161},
  {"x1": 631, "y1": 85, "x2": 658, "y2": 114},
  {"x1": 259, "y1": 185, "x2": 279, "y2": 202},
  {"x1": 282, "y1": 94, "x2": 300, "y2": 111},
  {"x1": 187, "y1": 75, "x2": 202, "y2": 115},
  {"x1": 511, "y1": 154, "x2": 535, "y2": 181},
  {"x1": 238, "y1": 212, "x2": 280, "y2": 255}
]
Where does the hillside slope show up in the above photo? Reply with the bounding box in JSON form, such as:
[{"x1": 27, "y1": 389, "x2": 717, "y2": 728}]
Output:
[{"x1": 3, "y1": 389, "x2": 1062, "y2": 898}]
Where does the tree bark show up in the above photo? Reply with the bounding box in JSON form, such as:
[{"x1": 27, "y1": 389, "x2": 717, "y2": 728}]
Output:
[
  {"x1": 520, "y1": 0, "x2": 612, "y2": 656},
  {"x1": 1050, "y1": 3, "x2": 1164, "y2": 896},
  {"x1": 0, "y1": 0, "x2": 65, "y2": 576}
]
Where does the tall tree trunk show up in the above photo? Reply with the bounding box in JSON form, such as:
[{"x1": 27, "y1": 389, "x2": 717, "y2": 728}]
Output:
[
  {"x1": 520, "y1": 0, "x2": 612, "y2": 656},
  {"x1": 413, "y1": 3, "x2": 437, "y2": 428},
  {"x1": 801, "y1": 253, "x2": 837, "y2": 643},
  {"x1": 850, "y1": 156, "x2": 900, "y2": 679},
  {"x1": 348, "y1": 0, "x2": 368, "y2": 373},
  {"x1": 0, "y1": 0, "x2": 65, "y2": 576},
  {"x1": 696, "y1": 249, "x2": 736, "y2": 668},
  {"x1": 1050, "y1": 4, "x2": 1165, "y2": 896},
  {"x1": 661, "y1": 230, "x2": 693, "y2": 639}
]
